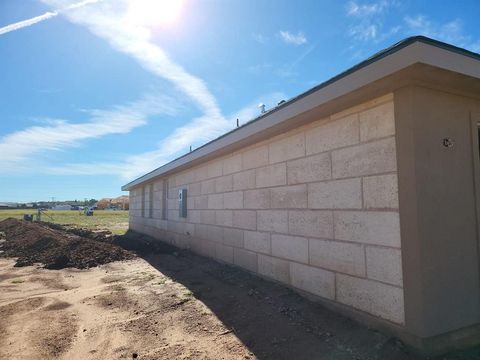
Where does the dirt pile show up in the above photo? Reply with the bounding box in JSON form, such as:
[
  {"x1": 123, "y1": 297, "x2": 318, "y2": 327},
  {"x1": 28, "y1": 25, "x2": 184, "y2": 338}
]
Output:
[
  {"x1": 0, "y1": 218, "x2": 135, "y2": 269},
  {"x1": 42, "y1": 222, "x2": 177, "y2": 255}
]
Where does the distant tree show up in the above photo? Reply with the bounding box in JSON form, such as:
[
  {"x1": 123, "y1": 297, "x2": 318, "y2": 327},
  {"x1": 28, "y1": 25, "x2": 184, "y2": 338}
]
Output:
[{"x1": 86, "y1": 199, "x2": 97, "y2": 206}]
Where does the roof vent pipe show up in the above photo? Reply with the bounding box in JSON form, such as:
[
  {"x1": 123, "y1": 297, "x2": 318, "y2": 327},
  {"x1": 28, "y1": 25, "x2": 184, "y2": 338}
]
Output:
[{"x1": 258, "y1": 103, "x2": 266, "y2": 114}]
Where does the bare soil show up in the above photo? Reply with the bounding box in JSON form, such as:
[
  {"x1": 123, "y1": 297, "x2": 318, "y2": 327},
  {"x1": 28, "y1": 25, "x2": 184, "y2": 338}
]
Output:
[
  {"x1": 0, "y1": 218, "x2": 135, "y2": 269},
  {"x1": 0, "y1": 221, "x2": 479, "y2": 359}
]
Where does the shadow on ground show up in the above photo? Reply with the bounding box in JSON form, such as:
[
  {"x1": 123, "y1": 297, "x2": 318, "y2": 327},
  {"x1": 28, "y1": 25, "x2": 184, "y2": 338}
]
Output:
[
  {"x1": 7, "y1": 221, "x2": 475, "y2": 360},
  {"x1": 140, "y1": 246, "x2": 480, "y2": 360}
]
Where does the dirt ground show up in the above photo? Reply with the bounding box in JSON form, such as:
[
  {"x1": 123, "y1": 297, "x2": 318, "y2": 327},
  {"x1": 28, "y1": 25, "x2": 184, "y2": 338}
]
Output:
[
  {"x1": 0, "y1": 218, "x2": 134, "y2": 269},
  {"x1": 2, "y1": 251, "x2": 480, "y2": 360}
]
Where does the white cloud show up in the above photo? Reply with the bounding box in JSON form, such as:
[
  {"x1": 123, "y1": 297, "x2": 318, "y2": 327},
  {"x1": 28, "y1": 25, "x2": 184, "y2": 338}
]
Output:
[
  {"x1": 346, "y1": 0, "x2": 392, "y2": 17},
  {"x1": 35, "y1": 0, "x2": 228, "y2": 178},
  {"x1": 0, "y1": 94, "x2": 180, "y2": 172},
  {"x1": 0, "y1": 0, "x2": 100, "y2": 36},
  {"x1": 46, "y1": 92, "x2": 287, "y2": 179},
  {"x1": 345, "y1": 1, "x2": 479, "y2": 53},
  {"x1": 279, "y1": 31, "x2": 307, "y2": 45},
  {"x1": 0, "y1": 11, "x2": 58, "y2": 35},
  {"x1": 404, "y1": 16, "x2": 480, "y2": 53},
  {"x1": 349, "y1": 24, "x2": 378, "y2": 41},
  {"x1": 4, "y1": 1, "x2": 288, "y2": 181},
  {"x1": 38, "y1": 2, "x2": 287, "y2": 180},
  {"x1": 345, "y1": 0, "x2": 397, "y2": 41},
  {"x1": 43, "y1": 0, "x2": 222, "y2": 119}
]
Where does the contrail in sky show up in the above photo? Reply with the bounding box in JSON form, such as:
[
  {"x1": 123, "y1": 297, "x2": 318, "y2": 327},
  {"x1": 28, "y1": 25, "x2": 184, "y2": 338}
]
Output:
[{"x1": 0, "y1": 0, "x2": 100, "y2": 36}]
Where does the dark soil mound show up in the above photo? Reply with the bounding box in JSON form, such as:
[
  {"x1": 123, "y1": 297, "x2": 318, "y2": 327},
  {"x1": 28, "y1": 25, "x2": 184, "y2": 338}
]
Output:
[
  {"x1": 0, "y1": 218, "x2": 135, "y2": 269},
  {"x1": 41, "y1": 222, "x2": 177, "y2": 255},
  {"x1": 43, "y1": 222, "x2": 112, "y2": 242}
]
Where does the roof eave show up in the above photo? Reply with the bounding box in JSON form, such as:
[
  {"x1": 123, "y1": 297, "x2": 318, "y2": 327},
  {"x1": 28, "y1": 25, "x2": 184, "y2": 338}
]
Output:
[{"x1": 122, "y1": 37, "x2": 480, "y2": 191}]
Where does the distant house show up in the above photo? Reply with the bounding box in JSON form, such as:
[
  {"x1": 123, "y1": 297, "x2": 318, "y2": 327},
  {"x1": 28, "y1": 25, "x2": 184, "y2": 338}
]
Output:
[
  {"x1": 0, "y1": 202, "x2": 19, "y2": 209},
  {"x1": 97, "y1": 196, "x2": 129, "y2": 210},
  {"x1": 121, "y1": 37, "x2": 480, "y2": 353},
  {"x1": 53, "y1": 204, "x2": 72, "y2": 211}
]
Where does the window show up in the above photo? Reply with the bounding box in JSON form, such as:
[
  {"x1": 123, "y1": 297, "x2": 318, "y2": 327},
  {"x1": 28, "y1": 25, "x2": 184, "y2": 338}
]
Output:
[
  {"x1": 162, "y1": 179, "x2": 168, "y2": 220},
  {"x1": 149, "y1": 183, "x2": 154, "y2": 218},
  {"x1": 141, "y1": 186, "x2": 145, "y2": 218}
]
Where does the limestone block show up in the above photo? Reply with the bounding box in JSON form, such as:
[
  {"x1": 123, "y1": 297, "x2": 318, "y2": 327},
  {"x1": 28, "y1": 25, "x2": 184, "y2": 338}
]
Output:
[
  {"x1": 309, "y1": 239, "x2": 365, "y2": 276},
  {"x1": 258, "y1": 254, "x2": 290, "y2": 283},
  {"x1": 200, "y1": 210, "x2": 216, "y2": 225},
  {"x1": 223, "y1": 227, "x2": 244, "y2": 248},
  {"x1": 207, "y1": 160, "x2": 223, "y2": 178},
  {"x1": 244, "y1": 189, "x2": 270, "y2": 209},
  {"x1": 308, "y1": 178, "x2": 362, "y2": 209},
  {"x1": 334, "y1": 211, "x2": 401, "y2": 247},
  {"x1": 366, "y1": 246, "x2": 403, "y2": 286},
  {"x1": 256, "y1": 163, "x2": 287, "y2": 188},
  {"x1": 223, "y1": 153, "x2": 242, "y2": 175},
  {"x1": 306, "y1": 114, "x2": 359, "y2": 155},
  {"x1": 215, "y1": 175, "x2": 233, "y2": 193},
  {"x1": 363, "y1": 174, "x2": 399, "y2": 209},
  {"x1": 234, "y1": 248, "x2": 258, "y2": 273},
  {"x1": 290, "y1": 263, "x2": 335, "y2": 300},
  {"x1": 271, "y1": 234, "x2": 309, "y2": 263},
  {"x1": 244, "y1": 231, "x2": 271, "y2": 254},
  {"x1": 233, "y1": 169, "x2": 256, "y2": 191},
  {"x1": 206, "y1": 225, "x2": 224, "y2": 243},
  {"x1": 287, "y1": 153, "x2": 331, "y2": 184},
  {"x1": 359, "y1": 101, "x2": 395, "y2": 142},
  {"x1": 242, "y1": 145, "x2": 268, "y2": 170},
  {"x1": 257, "y1": 210, "x2": 288, "y2": 233},
  {"x1": 269, "y1": 132, "x2": 305, "y2": 164},
  {"x1": 271, "y1": 184, "x2": 307, "y2": 209},
  {"x1": 215, "y1": 243, "x2": 234, "y2": 263},
  {"x1": 224, "y1": 191, "x2": 244, "y2": 209},
  {"x1": 289, "y1": 210, "x2": 333, "y2": 238},
  {"x1": 332, "y1": 137, "x2": 397, "y2": 179},
  {"x1": 232, "y1": 210, "x2": 257, "y2": 230},
  {"x1": 194, "y1": 195, "x2": 208, "y2": 210},
  {"x1": 207, "y1": 193, "x2": 224, "y2": 209},
  {"x1": 201, "y1": 179, "x2": 216, "y2": 195},
  {"x1": 336, "y1": 274, "x2": 405, "y2": 324},
  {"x1": 188, "y1": 182, "x2": 202, "y2": 196},
  {"x1": 215, "y1": 210, "x2": 233, "y2": 227}
]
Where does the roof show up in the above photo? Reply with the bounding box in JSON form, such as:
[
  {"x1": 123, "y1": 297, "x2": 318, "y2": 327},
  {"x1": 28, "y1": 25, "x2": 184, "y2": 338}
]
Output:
[{"x1": 122, "y1": 36, "x2": 480, "y2": 191}]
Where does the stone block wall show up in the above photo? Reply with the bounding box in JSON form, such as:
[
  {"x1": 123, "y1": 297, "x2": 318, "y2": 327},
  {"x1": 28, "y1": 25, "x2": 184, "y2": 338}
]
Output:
[{"x1": 129, "y1": 94, "x2": 404, "y2": 325}]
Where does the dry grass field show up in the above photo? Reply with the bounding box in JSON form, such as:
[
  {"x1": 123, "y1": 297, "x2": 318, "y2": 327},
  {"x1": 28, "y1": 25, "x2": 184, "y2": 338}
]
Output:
[{"x1": 0, "y1": 209, "x2": 128, "y2": 234}]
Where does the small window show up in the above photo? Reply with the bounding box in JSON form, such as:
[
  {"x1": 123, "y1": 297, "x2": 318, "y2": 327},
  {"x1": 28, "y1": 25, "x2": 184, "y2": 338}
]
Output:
[
  {"x1": 149, "y1": 183, "x2": 154, "y2": 218},
  {"x1": 141, "y1": 186, "x2": 145, "y2": 218},
  {"x1": 162, "y1": 179, "x2": 168, "y2": 220}
]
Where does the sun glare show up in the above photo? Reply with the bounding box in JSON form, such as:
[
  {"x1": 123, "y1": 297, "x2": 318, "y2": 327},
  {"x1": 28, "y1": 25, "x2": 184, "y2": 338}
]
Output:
[{"x1": 126, "y1": 0, "x2": 185, "y2": 27}]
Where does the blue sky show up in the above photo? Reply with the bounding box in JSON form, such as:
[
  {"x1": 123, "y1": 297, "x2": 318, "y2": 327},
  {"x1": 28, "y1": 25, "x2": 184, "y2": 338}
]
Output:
[{"x1": 1, "y1": 0, "x2": 479, "y2": 202}]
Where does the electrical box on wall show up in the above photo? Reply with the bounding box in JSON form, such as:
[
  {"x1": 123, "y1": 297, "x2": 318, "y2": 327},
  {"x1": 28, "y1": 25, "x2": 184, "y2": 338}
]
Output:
[{"x1": 178, "y1": 188, "x2": 187, "y2": 218}]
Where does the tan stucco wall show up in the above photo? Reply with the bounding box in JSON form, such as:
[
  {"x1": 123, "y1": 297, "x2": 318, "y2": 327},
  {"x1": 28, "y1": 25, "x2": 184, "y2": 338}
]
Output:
[
  {"x1": 395, "y1": 85, "x2": 480, "y2": 345},
  {"x1": 129, "y1": 94, "x2": 405, "y2": 325}
]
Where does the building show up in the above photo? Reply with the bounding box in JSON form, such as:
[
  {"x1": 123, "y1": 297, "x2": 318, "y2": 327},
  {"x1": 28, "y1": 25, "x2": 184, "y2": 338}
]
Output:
[
  {"x1": 0, "y1": 202, "x2": 18, "y2": 209},
  {"x1": 52, "y1": 204, "x2": 72, "y2": 211},
  {"x1": 122, "y1": 37, "x2": 480, "y2": 353}
]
